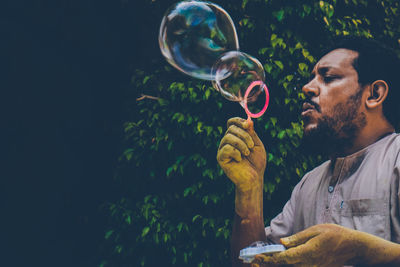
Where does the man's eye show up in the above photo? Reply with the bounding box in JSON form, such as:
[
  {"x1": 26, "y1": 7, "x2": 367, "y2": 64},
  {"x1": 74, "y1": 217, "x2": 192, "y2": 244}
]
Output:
[{"x1": 323, "y1": 76, "x2": 338, "y2": 83}]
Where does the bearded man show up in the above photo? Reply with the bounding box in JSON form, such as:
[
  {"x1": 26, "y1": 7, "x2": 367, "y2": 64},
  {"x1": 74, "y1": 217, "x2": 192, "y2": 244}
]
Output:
[{"x1": 217, "y1": 37, "x2": 400, "y2": 267}]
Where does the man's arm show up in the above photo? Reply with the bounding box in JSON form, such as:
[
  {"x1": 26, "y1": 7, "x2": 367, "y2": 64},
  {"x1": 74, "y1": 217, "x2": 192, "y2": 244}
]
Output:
[
  {"x1": 217, "y1": 117, "x2": 267, "y2": 267},
  {"x1": 231, "y1": 186, "x2": 266, "y2": 267}
]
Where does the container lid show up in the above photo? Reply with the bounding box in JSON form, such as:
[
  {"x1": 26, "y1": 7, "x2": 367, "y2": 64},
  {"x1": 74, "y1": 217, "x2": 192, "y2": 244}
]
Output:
[{"x1": 239, "y1": 241, "x2": 286, "y2": 263}]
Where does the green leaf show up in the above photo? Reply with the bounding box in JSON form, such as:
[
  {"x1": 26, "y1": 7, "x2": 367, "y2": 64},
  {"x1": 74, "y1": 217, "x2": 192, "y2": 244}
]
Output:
[
  {"x1": 105, "y1": 230, "x2": 114, "y2": 240},
  {"x1": 274, "y1": 60, "x2": 284, "y2": 70},
  {"x1": 273, "y1": 10, "x2": 285, "y2": 21},
  {"x1": 205, "y1": 89, "x2": 211, "y2": 99},
  {"x1": 163, "y1": 233, "x2": 168, "y2": 243},
  {"x1": 328, "y1": 5, "x2": 334, "y2": 18},
  {"x1": 197, "y1": 122, "x2": 203, "y2": 132},
  {"x1": 264, "y1": 63, "x2": 273, "y2": 73},
  {"x1": 270, "y1": 117, "x2": 277, "y2": 126},
  {"x1": 115, "y1": 245, "x2": 123, "y2": 254},
  {"x1": 123, "y1": 148, "x2": 133, "y2": 161},
  {"x1": 166, "y1": 166, "x2": 173, "y2": 176},
  {"x1": 277, "y1": 130, "x2": 286, "y2": 139},
  {"x1": 184, "y1": 187, "x2": 191, "y2": 197},
  {"x1": 142, "y1": 227, "x2": 150, "y2": 237},
  {"x1": 303, "y1": 4, "x2": 312, "y2": 15},
  {"x1": 302, "y1": 49, "x2": 309, "y2": 58},
  {"x1": 177, "y1": 222, "x2": 183, "y2": 232},
  {"x1": 192, "y1": 214, "x2": 201, "y2": 222},
  {"x1": 298, "y1": 63, "x2": 308, "y2": 71}
]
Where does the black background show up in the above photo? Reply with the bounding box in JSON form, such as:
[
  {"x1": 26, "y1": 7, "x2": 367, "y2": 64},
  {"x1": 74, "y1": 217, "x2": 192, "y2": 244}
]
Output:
[{"x1": 3, "y1": 0, "x2": 161, "y2": 266}]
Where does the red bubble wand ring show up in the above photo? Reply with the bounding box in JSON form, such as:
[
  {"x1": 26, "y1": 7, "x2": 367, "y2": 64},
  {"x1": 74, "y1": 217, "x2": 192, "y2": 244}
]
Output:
[{"x1": 243, "y1": 80, "x2": 270, "y2": 122}]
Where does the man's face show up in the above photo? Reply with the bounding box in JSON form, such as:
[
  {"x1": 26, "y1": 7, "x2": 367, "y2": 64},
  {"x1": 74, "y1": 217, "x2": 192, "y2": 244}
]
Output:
[{"x1": 301, "y1": 48, "x2": 367, "y2": 154}]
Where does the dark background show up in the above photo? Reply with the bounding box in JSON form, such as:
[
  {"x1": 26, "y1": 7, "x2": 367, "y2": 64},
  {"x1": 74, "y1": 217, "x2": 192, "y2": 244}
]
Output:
[
  {"x1": 5, "y1": 1, "x2": 398, "y2": 266},
  {"x1": 3, "y1": 1, "x2": 160, "y2": 266}
]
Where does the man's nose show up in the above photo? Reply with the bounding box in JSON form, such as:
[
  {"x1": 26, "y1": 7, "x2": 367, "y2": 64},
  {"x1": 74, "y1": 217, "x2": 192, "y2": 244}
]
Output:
[{"x1": 302, "y1": 79, "x2": 319, "y2": 97}]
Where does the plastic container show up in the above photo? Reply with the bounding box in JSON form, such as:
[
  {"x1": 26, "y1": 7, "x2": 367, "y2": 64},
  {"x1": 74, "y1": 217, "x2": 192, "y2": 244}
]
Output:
[{"x1": 239, "y1": 241, "x2": 286, "y2": 263}]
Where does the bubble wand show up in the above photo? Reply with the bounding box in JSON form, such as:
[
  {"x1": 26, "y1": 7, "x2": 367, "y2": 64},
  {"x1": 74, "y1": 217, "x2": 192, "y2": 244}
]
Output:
[{"x1": 243, "y1": 80, "x2": 270, "y2": 123}]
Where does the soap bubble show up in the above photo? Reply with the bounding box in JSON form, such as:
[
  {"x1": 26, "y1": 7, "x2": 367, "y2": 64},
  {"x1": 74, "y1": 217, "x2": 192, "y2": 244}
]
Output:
[
  {"x1": 159, "y1": 1, "x2": 239, "y2": 80},
  {"x1": 212, "y1": 51, "x2": 265, "y2": 103},
  {"x1": 212, "y1": 51, "x2": 268, "y2": 116}
]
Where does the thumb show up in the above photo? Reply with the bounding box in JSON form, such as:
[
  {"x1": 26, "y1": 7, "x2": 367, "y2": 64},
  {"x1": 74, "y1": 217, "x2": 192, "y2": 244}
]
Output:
[
  {"x1": 244, "y1": 119, "x2": 262, "y2": 146},
  {"x1": 280, "y1": 228, "x2": 319, "y2": 248}
]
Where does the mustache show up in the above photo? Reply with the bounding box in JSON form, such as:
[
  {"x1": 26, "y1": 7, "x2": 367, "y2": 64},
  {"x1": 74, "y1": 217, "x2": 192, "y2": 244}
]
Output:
[{"x1": 303, "y1": 99, "x2": 321, "y2": 112}]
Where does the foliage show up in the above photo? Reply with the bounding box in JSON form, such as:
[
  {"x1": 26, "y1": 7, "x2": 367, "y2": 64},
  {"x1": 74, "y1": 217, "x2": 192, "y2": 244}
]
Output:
[{"x1": 100, "y1": 0, "x2": 400, "y2": 266}]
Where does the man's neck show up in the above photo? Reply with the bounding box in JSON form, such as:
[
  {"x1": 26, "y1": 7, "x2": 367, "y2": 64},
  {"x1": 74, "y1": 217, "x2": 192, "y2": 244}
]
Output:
[{"x1": 329, "y1": 124, "x2": 394, "y2": 159}]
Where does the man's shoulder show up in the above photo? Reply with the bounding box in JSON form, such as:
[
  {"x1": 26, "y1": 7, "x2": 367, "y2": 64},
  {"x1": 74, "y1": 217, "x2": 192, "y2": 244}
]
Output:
[
  {"x1": 387, "y1": 132, "x2": 400, "y2": 150},
  {"x1": 371, "y1": 132, "x2": 400, "y2": 160},
  {"x1": 375, "y1": 132, "x2": 400, "y2": 148},
  {"x1": 386, "y1": 133, "x2": 400, "y2": 163}
]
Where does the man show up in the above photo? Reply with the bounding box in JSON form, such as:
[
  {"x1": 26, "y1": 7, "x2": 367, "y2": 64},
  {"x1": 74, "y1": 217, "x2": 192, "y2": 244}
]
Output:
[{"x1": 217, "y1": 37, "x2": 400, "y2": 266}]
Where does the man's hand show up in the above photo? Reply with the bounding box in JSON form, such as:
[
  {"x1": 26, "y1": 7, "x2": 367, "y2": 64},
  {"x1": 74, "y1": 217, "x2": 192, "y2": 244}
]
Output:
[
  {"x1": 217, "y1": 117, "x2": 268, "y2": 267},
  {"x1": 217, "y1": 117, "x2": 266, "y2": 193},
  {"x1": 251, "y1": 224, "x2": 400, "y2": 267}
]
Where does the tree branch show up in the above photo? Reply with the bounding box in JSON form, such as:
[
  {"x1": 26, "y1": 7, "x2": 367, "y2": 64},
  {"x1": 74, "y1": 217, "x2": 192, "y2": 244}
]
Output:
[{"x1": 136, "y1": 94, "x2": 161, "y2": 101}]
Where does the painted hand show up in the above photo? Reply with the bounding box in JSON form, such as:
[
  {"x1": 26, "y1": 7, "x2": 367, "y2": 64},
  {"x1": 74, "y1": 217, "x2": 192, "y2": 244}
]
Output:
[
  {"x1": 216, "y1": 117, "x2": 266, "y2": 193},
  {"x1": 251, "y1": 224, "x2": 400, "y2": 267}
]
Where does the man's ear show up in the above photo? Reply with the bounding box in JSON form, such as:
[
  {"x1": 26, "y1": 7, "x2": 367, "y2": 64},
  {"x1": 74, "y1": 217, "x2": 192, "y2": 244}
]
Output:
[{"x1": 366, "y1": 80, "x2": 389, "y2": 109}]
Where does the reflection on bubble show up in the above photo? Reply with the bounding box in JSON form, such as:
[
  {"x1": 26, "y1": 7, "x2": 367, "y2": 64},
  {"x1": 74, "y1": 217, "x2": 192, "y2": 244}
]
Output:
[
  {"x1": 212, "y1": 51, "x2": 266, "y2": 107},
  {"x1": 159, "y1": 1, "x2": 239, "y2": 80}
]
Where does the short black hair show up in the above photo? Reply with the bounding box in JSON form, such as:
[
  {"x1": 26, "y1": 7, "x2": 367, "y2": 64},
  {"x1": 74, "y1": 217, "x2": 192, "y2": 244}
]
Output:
[{"x1": 320, "y1": 36, "x2": 400, "y2": 130}]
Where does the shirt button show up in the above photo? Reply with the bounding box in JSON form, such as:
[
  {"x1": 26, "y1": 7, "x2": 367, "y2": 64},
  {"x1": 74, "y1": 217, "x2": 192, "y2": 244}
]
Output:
[{"x1": 328, "y1": 186, "x2": 334, "y2": 193}]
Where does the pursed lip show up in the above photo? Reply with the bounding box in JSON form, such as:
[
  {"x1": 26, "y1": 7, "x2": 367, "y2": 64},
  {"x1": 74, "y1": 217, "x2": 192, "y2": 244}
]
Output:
[{"x1": 301, "y1": 102, "x2": 317, "y2": 116}]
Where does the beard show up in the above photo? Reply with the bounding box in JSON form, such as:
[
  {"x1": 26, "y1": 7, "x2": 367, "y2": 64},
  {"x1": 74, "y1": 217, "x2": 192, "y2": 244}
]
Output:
[{"x1": 301, "y1": 89, "x2": 367, "y2": 158}]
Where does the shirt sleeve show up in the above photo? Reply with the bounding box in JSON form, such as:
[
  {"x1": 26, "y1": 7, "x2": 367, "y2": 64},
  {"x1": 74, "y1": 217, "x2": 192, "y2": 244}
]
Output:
[
  {"x1": 264, "y1": 176, "x2": 304, "y2": 244},
  {"x1": 390, "y1": 141, "x2": 400, "y2": 243}
]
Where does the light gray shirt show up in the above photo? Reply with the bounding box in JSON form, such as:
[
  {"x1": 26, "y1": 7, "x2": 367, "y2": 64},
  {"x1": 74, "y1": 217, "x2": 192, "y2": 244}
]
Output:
[{"x1": 265, "y1": 133, "x2": 400, "y2": 244}]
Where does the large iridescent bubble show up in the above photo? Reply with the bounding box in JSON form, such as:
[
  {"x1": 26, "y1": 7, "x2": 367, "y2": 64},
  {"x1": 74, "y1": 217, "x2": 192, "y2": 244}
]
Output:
[{"x1": 159, "y1": 1, "x2": 239, "y2": 80}]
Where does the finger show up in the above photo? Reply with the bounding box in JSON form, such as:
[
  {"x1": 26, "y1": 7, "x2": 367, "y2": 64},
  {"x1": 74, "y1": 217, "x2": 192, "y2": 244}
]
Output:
[
  {"x1": 270, "y1": 244, "x2": 312, "y2": 265},
  {"x1": 254, "y1": 254, "x2": 274, "y2": 262},
  {"x1": 227, "y1": 117, "x2": 247, "y2": 129},
  {"x1": 251, "y1": 255, "x2": 269, "y2": 267},
  {"x1": 226, "y1": 125, "x2": 254, "y2": 149},
  {"x1": 227, "y1": 117, "x2": 252, "y2": 132},
  {"x1": 244, "y1": 120, "x2": 263, "y2": 146},
  {"x1": 227, "y1": 118, "x2": 262, "y2": 146},
  {"x1": 219, "y1": 133, "x2": 250, "y2": 156},
  {"x1": 254, "y1": 253, "x2": 287, "y2": 266},
  {"x1": 280, "y1": 227, "x2": 320, "y2": 248},
  {"x1": 217, "y1": 144, "x2": 241, "y2": 163}
]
